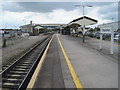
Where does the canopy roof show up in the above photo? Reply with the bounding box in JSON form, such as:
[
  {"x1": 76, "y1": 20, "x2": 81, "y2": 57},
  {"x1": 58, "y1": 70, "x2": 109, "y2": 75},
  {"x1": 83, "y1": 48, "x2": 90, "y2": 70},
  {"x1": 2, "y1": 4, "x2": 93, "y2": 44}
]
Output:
[
  {"x1": 68, "y1": 16, "x2": 98, "y2": 26},
  {"x1": 34, "y1": 26, "x2": 44, "y2": 29}
]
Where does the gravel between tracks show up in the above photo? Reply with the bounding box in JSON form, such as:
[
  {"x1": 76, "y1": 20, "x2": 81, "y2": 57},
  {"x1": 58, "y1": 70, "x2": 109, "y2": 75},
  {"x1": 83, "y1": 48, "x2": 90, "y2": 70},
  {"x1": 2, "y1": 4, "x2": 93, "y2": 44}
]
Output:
[{"x1": 2, "y1": 34, "x2": 48, "y2": 68}]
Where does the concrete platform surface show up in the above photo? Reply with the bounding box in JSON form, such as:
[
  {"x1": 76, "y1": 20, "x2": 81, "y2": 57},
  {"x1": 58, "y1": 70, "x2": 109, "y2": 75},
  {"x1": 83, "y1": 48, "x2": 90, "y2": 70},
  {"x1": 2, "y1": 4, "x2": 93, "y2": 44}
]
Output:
[
  {"x1": 58, "y1": 34, "x2": 118, "y2": 88},
  {"x1": 33, "y1": 35, "x2": 75, "y2": 88},
  {"x1": 32, "y1": 34, "x2": 118, "y2": 88}
]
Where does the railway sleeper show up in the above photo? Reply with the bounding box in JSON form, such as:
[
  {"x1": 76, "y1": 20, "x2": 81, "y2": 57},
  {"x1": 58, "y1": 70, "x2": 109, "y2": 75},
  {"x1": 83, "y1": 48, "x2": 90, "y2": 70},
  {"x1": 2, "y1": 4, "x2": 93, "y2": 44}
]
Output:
[
  {"x1": 3, "y1": 78, "x2": 22, "y2": 83},
  {"x1": 9, "y1": 71, "x2": 28, "y2": 74},
  {"x1": 12, "y1": 68, "x2": 29, "y2": 71},
  {"x1": 18, "y1": 63, "x2": 32, "y2": 66},
  {"x1": 2, "y1": 82, "x2": 20, "y2": 89},
  {"x1": 4, "y1": 74, "x2": 25, "y2": 78}
]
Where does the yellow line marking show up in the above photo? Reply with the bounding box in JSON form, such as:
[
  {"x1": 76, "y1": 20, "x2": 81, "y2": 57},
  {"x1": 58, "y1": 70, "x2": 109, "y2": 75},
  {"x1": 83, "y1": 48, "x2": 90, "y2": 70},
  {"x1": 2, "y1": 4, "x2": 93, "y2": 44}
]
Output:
[
  {"x1": 27, "y1": 36, "x2": 53, "y2": 89},
  {"x1": 57, "y1": 35, "x2": 83, "y2": 89}
]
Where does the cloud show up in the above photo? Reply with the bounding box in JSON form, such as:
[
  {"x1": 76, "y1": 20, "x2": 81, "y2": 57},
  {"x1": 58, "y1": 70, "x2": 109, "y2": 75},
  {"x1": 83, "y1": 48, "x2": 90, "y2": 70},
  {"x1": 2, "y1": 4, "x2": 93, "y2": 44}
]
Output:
[
  {"x1": 17, "y1": 2, "x2": 113, "y2": 13},
  {"x1": 1, "y1": 2, "x2": 23, "y2": 12},
  {"x1": 2, "y1": 2, "x2": 77, "y2": 12},
  {"x1": 1, "y1": 11, "x2": 34, "y2": 28},
  {"x1": 0, "y1": 8, "x2": 84, "y2": 29},
  {"x1": 0, "y1": 2, "x2": 119, "y2": 29},
  {"x1": 98, "y1": 3, "x2": 118, "y2": 20},
  {"x1": 2, "y1": 2, "x2": 114, "y2": 13}
]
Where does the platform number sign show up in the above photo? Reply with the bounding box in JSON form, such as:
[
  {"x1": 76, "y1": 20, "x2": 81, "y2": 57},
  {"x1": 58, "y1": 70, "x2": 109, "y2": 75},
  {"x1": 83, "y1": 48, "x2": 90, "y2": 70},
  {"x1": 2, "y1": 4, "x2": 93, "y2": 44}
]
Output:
[
  {"x1": 99, "y1": 27, "x2": 114, "y2": 54},
  {"x1": 101, "y1": 28, "x2": 111, "y2": 33}
]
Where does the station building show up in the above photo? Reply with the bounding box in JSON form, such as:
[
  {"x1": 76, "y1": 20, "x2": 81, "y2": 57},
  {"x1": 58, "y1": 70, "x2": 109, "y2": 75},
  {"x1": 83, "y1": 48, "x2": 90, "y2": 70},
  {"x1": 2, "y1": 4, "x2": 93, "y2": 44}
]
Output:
[
  {"x1": 20, "y1": 21, "x2": 34, "y2": 35},
  {"x1": 20, "y1": 21, "x2": 65, "y2": 36}
]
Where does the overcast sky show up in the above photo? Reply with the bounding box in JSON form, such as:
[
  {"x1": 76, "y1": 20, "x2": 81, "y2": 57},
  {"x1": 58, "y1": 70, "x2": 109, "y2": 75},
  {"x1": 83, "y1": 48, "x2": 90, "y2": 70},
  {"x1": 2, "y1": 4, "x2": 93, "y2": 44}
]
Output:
[{"x1": 0, "y1": 1, "x2": 119, "y2": 29}]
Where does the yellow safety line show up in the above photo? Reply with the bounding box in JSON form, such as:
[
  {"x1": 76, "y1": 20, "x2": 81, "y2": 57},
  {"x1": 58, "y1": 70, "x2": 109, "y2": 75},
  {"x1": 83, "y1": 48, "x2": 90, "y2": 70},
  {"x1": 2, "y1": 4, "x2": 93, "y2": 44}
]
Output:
[
  {"x1": 57, "y1": 35, "x2": 83, "y2": 89},
  {"x1": 27, "y1": 36, "x2": 53, "y2": 89}
]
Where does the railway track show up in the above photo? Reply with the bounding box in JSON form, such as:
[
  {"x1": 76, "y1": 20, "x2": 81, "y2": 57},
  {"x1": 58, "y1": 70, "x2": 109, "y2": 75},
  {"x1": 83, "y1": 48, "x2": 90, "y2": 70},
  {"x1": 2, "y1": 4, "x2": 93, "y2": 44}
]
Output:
[{"x1": 0, "y1": 34, "x2": 53, "y2": 90}]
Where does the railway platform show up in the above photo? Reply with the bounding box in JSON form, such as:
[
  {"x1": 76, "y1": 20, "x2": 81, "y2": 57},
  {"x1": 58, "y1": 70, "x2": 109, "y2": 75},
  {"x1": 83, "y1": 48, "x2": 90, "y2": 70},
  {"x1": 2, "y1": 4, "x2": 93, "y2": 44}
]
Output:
[{"x1": 27, "y1": 34, "x2": 118, "y2": 89}]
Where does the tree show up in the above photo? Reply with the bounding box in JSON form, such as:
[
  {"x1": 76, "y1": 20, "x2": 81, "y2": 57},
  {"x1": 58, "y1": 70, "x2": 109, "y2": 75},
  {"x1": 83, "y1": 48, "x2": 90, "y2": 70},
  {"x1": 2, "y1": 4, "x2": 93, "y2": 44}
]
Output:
[{"x1": 94, "y1": 27, "x2": 100, "y2": 31}]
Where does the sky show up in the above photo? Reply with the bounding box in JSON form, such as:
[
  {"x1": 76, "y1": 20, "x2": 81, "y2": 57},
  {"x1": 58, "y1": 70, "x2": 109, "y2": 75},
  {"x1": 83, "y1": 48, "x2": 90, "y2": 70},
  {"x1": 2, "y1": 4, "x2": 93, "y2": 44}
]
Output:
[{"x1": 0, "y1": 1, "x2": 119, "y2": 29}]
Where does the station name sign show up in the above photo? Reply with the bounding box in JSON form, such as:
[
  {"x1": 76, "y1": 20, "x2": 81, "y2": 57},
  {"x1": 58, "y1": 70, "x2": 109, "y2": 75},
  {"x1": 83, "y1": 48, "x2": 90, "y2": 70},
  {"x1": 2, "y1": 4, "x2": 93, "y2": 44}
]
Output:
[{"x1": 101, "y1": 28, "x2": 111, "y2": 33}]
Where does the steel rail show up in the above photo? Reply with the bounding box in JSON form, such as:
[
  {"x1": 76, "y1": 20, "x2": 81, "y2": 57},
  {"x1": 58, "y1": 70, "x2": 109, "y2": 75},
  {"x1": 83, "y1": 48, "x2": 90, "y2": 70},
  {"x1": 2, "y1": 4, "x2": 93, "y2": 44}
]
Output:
[{"x1": 1, "y1": 34, "x2": 53, "y2": 90}]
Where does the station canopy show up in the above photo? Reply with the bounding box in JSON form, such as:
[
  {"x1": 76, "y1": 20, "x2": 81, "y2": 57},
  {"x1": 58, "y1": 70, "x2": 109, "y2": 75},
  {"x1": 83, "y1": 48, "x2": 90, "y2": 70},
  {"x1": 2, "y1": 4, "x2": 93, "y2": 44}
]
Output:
[
  {"x1": 34, "y1": 26, "x2": 44, "y2": 29},
  {"x1": 68, "y1": 16, "x2": 98, "y2": 27}
]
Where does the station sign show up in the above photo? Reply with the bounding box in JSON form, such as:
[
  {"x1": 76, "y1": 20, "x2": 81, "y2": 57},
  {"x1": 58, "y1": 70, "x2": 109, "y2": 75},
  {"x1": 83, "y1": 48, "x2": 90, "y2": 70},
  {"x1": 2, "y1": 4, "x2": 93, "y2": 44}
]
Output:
[
  {"x1": 99, "y1": 27, "x2": 114, "y2": 54},
  {"x1": 98, "y1": 22, "x2": 120, "y2": 54},
  {"x1": 101, "y1": 28, "x2": 111, "y2": 33}
]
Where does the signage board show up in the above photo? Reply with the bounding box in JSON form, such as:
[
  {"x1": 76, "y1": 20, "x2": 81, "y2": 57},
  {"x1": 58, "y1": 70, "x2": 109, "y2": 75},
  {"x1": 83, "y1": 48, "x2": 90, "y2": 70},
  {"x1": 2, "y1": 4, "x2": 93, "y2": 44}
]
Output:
[{"x1": 101, "y1": 28, "x2": 111, "y2": 33}]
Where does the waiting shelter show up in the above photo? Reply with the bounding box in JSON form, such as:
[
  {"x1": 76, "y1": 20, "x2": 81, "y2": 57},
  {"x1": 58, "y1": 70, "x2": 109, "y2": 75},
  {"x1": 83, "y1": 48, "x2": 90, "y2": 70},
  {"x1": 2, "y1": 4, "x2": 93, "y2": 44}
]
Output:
[
  {"x1": 34, "y1": 25, "x2": 45, "y2": 35},
  {"x1": 66, "y1": 16, "x2": 98, "y2": 43}
]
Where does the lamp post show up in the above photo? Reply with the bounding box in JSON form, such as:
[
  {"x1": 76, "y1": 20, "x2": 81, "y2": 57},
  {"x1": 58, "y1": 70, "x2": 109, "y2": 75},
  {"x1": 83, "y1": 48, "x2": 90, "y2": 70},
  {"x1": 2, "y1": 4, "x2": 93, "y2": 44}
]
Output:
[
  {"x1": 75, "y1": 5, "x2": 92, "y2": 43},
  {"x1": 75, "y1": 5, "x2": 92, "y2": 16}
]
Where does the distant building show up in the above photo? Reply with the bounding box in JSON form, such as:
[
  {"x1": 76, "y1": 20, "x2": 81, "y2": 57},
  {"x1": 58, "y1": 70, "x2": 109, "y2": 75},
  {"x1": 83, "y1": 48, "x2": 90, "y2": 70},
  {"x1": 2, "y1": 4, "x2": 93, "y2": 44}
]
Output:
[
  {"x1": 20, "y1": 21, "x2": 34, "y2": 35},
  {"x1": 20, "y1": 22, "x2": 65, "y2": 35},
  {"x1": 33, "y1": 25, "x2": 46, "y2": 35},
  {"x1": 40, "y1": 24, "x2": 65, "y2": 30}
]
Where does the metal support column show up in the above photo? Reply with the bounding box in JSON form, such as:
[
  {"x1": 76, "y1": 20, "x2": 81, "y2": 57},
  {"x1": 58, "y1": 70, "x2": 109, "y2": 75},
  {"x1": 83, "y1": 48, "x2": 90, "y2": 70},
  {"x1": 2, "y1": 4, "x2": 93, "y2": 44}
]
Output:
[
  {"x1": 100, "y1": 33, "x2": 103, "y2": 50},
  {"x1": 110, "y1": 30, "x2": 114, "y2": 54},
  {"x1": 82, "y1": 27, "x2": 85, "y2": 43}
]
